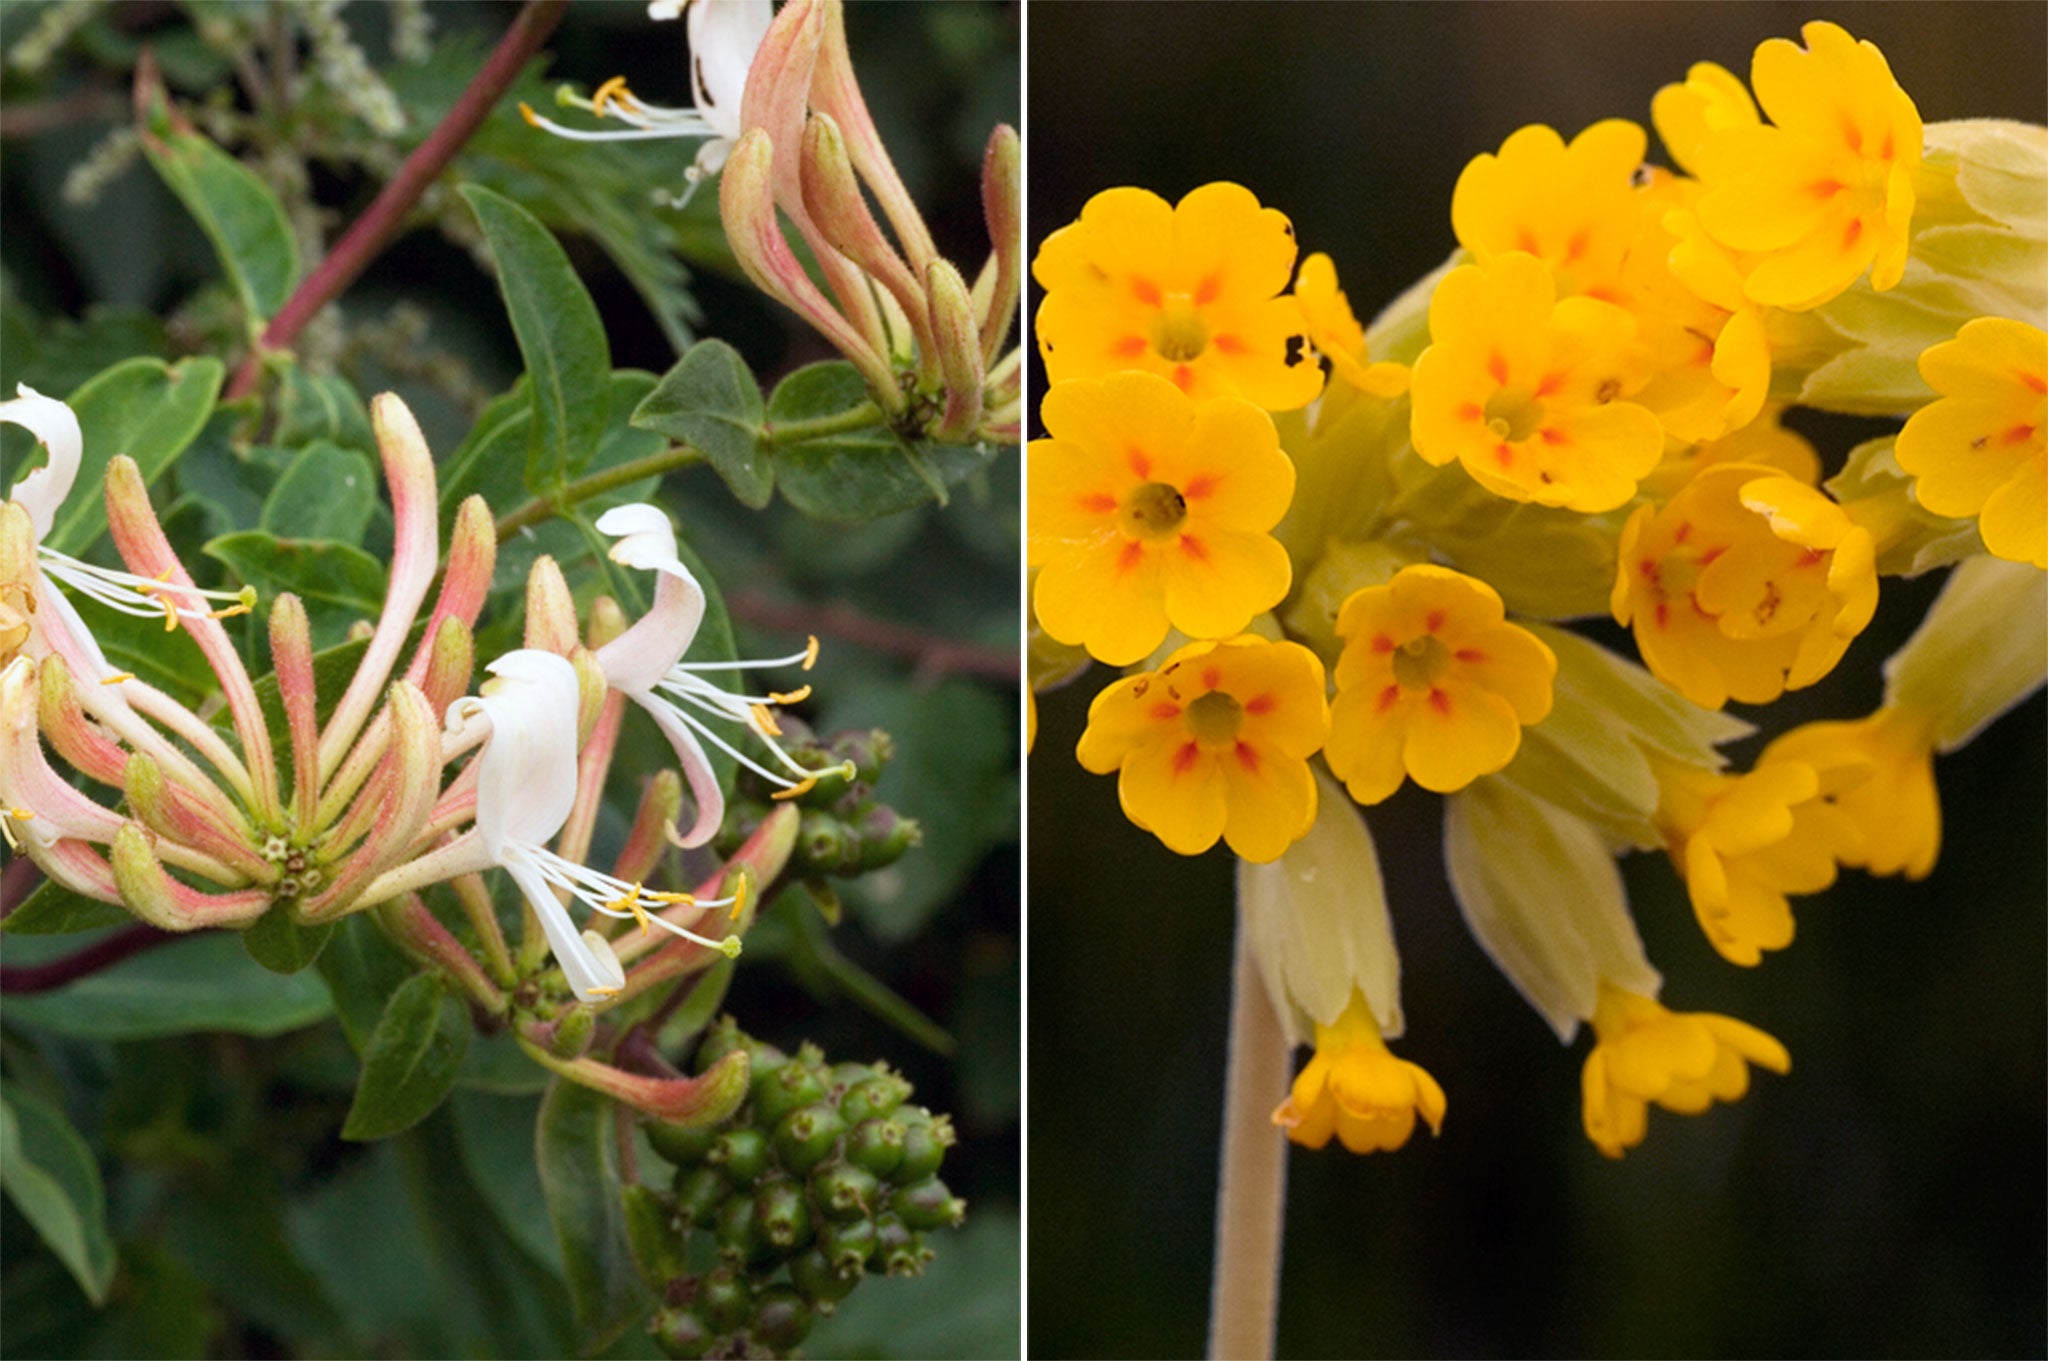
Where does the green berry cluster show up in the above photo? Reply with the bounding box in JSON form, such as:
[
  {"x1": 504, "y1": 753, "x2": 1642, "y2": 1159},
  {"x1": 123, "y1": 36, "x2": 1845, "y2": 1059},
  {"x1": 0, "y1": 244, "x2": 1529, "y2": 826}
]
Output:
[
  {"x1": 715, "y1": 724, "x2": 922, "y2": 885},
  {"x1": 640, "y1": 1018, "x2": 965, "y2": 1359}
]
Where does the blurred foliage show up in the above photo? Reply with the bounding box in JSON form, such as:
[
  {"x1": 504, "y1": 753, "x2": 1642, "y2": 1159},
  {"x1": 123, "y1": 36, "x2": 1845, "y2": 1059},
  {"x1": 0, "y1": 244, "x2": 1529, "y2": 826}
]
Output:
[{"x1": 0, "y1": 2, "x2": 1018, "y2": 1357}]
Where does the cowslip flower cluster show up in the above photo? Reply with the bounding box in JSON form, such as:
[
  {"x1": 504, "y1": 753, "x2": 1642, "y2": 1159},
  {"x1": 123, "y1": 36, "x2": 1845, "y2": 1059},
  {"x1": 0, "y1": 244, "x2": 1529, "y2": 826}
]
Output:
[
  {"x1": 528, "y1": 0, "x2": 1020, "y2": 445},
  {"x1": 1032, "y1": 19, "x2": 2047, "y2": 1164},
  {"x1": 1, "y1": 388, "x2": 850, "y2": 1119}
]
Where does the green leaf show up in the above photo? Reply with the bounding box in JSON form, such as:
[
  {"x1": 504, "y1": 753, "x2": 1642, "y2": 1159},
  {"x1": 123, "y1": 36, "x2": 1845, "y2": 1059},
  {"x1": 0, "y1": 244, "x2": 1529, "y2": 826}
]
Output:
[
  {"x1": 656, "y1": 956, "x2": 734, "y2": 1055},
  {"x1": 767, "y1": 362, "x2": 998, "y2": 521},
  {"x1": 271, "y1": 368, "x2": 375, "y2": 455},
  {"x1": 1, "y1": 881, "x2": 134, "y2": 936},
  {"x1": 0, "y1": 931, "x2": 331, "y2": 1038},
  {"x1": 203, "y1": 530, "x2": 387, "y2": 649},
  {"x1": 632, "y1": 340, "x2": 771, "y2": 508},
  {"x1": 450, "y1": 1090, "x2": 561, "y2": 1272},
  {"x1": 240, "y1": 903, "x2": 335, "y2": 975},
  {"x1": 0, "y1": 1079, "x2": 116, "y2": 1306},
  {"x1": 259, "y1": 440, "x2": 378, "y2": 545},
  {"x1": 42, "y1": 355, "x2": 224, "y2": 556},
  {"x1": 140, "y1": 124, "x2": 300, "y2": 322},
  {"x1": 621, "y1": 1184, "x2": 688, "y2": 1290},
  {"x1": 341, "y1": 972, "x2": 472, "y2": 1141},
  {"x1": 536, "y1": 1076, "x2": 650, "y2": 1347},
  {"x1": 458, "y1": 185, "x2": 611, "y2": 492},
  {"x1": 315, "y1": 915, "x2": 417, "y2": 1054}
]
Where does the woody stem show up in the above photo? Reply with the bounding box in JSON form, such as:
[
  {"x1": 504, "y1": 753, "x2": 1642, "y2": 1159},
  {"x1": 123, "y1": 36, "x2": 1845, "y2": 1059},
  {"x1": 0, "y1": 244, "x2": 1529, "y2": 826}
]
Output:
[{"x1": 1207, "y1": 913, "x2": 1291, "y2": 1361}]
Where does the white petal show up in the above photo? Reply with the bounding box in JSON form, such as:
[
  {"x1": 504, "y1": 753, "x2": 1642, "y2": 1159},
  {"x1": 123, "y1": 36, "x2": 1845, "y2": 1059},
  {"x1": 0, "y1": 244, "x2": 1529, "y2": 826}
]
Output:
[
  {"x1": 505, "y1": 857, "x2": 624, "y2": 1002},
  {"x1": 470, "y1": 650, "x2": 583, "y2": 858},
  {"x1": 1, "y1": 384, "x2": 83, "y2": 539},
  {"x1": 648, "y1": 0, "x2": 685, "y2": 19},
  {"x1": 594, "y1": 507, "x2": 706, "y2": 691},
  {"x1": 688, "y1": 0, "x2": 772, "y2": 140},
  {"x1": 642, "y1": 694, "x2": 726, "y2": 847}
]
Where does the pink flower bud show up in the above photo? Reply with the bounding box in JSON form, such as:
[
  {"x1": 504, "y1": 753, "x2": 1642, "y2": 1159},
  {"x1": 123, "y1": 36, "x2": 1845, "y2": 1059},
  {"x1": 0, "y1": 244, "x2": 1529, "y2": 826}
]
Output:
[
  {"x1": 111, "y1": 823, "x2": 270, "y2": 931},
  {"x1": 523, "y1": 555, "x2": 579, "y2": 655},
  {"x1": 927, "y1": 259, "x2": 985, "y2": 444},
  {"x1": 978, "y1": 124, "x2": 1021, "y2": 365}
]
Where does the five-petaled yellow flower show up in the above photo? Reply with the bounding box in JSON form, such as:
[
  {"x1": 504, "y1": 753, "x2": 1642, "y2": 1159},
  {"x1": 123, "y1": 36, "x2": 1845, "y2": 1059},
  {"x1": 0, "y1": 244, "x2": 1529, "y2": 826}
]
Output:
[
  {"x1": 1324, "y1": 565, "x2": 1557, "y2": 806},
  {"x1": 1033, "y1": 182, "x2": 1324, "y2": 410},
  {"x1": 1450, "y1": 119, "x2": 1646, "y2": 300},
  {"x1": 1612, "y1": 462, "x2": 1878, "y2": 709},
  {"x1": 1272, "y1": 991, "x2": 1447, "y2": 1155},
  {"x1": 1684, "y1": 20, "x2": 1923, "y2": 310},
  {"x1": 1893, "y1": 316, "x2": 2047, "y2": 570},
  {"x1": 1028, "y1": 371, "x2": 1295, "y2": 667},
  {"x1": 1410, "y1": 251, "x2": 1663, "y2": 512},
  {"x1": 1076, "y1": 634, "x2": 1327, "y2": 863},
  {"x1": 1760, "y1": 705, "x2": 1942, "y2": 880},
  {"x1": 1581, "y1": 981, "x2": 1790, "y2": 1159}
]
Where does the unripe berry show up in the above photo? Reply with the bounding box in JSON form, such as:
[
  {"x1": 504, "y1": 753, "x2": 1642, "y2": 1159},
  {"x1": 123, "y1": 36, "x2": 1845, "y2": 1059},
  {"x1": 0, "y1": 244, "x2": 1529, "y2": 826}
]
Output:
[{"x1": 775, "y1": 1102, "x2": 846, "y2": 1174}]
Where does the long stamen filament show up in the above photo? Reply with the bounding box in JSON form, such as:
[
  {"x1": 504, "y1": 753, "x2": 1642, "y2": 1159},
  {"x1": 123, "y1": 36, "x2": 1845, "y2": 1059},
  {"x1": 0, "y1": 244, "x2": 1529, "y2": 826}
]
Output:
[
  {"x1": 40, "y1": 551, "x2": 254, "y2": 628},
  {"x1": 517, "y1": 842, "x2": 740, "y2": 955}
]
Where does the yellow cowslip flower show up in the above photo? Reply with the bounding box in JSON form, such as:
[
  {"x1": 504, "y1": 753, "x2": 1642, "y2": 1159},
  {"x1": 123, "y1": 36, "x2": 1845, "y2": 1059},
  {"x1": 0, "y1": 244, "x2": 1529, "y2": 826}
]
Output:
[
  {"x1": 1450, "y1": 120, "x2": 1646, "y2": 299},
  {"x1": 1324, "y1": 565, "x2": 1556, "y2": 806},
  {"x1": 1272, "y1": 990, "x2": 1446, "y2": 1155},
  {"x1": 1580, "y1": 980, "x2": 1790, "y2": 1159},
  {"x1": 1650, "y1": 754, "x2": 1861, "y2": 966},
  {"x1": 1409, "y1": 251, "x2": 1663, "y2": 513},
  {"x1": 1760, "y1": 705, "x2": 1941, "y2": 880},
  {"x1": 1293, "y1": 252, "x2": 1409, "y2": 399},
  {"x1": 1893, "y1": 316, "x2": 2047, "y2": 569},
  {"x1": 1685, "y1": 21, "x2": 1923, "y2": 311},
  {"x1": 1028, "y1": 372, "x2": 1295, "y2": 667},
  {"x1": 1651, "y1": 61, "x2": 1760, "y2": 178},
  {"x1": 1612, "y1": 462, "x2": 1879, "y2": 709},
  {"x1": 1032, "y1": 182, "x2": 1324, "y2": 410},
  {"x1": 1075, "y1": 635, "x2": 1327, "y2": 863},
  {"x1": 1644, "y1": 401, "x2": 1821, "y2": 499}
]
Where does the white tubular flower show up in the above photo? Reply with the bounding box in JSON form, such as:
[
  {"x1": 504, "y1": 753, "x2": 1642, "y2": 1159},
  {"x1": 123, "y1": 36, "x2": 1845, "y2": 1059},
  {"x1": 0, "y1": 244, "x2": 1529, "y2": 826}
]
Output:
[
  {"x1": 453, "y1": 649, "x2": 739, "y2": 1003},
  {"x1": 1, "y1": 384, "x2": 252, "y2": 655},
  {"x1": 594, "y1": 503, "x2": 848, "y2": 849},
  {"x1": 522, "y1": 0, "x2": 772, "y2": 198}
]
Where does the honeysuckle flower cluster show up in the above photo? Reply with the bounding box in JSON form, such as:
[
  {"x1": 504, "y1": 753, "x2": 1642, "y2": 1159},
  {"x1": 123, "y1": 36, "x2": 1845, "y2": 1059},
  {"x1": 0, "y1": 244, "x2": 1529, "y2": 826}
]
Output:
[
  {"x1": 1, "y1": 388, "x2": 854, "y2": 1119},
  {"x1": 1030, "y1": 19, "x2": 2048, "y2": 1164},
  {"x1": 528, "y1": 0, "x2": 1020, "y2": 446}
]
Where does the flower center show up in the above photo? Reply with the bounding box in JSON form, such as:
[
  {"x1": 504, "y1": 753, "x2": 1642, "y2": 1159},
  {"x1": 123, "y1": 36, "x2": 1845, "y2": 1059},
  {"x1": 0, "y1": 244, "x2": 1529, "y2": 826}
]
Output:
[
  {"x1": 1390, "y1": 634, "x2": 1452, "y2": 690},
  {"x1": 1149, "y1": 297, "x2": 1211, "y2": 363},
  {"x1": 1120, "y1": 481, "x2": 1188, "y2": 540},
  {"x1": 1484, "y1": 386, "x2": 1545, "y2": 443},
  {"x1": 1184, "y1": 689, "x2": 1244, "y2": 745}
]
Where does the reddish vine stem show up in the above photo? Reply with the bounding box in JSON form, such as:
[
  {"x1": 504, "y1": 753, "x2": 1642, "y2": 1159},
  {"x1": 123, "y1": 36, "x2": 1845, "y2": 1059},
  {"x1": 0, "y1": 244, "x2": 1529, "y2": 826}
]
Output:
[
  {"x1": 726, "y1": 589, "x2": 1020, "y2": 684},
  {"x1": 0, "y1": 922, "x2": 180, "y2": 994},
  {"x1": 223, "y1": 0, "x2": 569, "y2": 401}
]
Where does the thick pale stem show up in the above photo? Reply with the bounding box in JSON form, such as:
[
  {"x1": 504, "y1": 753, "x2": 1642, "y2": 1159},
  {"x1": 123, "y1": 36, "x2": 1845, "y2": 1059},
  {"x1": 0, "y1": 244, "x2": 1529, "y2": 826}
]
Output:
[{"x1": 1208, "y1": 915, "x2": 1291, "y2": 1361}]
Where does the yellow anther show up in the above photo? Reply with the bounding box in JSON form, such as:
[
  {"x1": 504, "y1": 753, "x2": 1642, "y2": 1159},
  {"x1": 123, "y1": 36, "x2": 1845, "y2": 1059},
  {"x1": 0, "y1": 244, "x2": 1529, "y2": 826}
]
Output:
[
  {"x1": 728, "y1": 875, "x2": 750, "y2": 921},
  {"x1": 519, "y1": 101, "x2": 543, "y2": 128},
  {"x1": 591, "y1": 75, "x2": 631, "y2": 116},
  {"x1": 649, "y1": 890, "x2": 695, "y2": 906},
  {"x1": 607, "y1": 883, "x2": 652, "y2": 935},
  {"x1": 802, "y1": 635, "x2": 820, "y2": 671},
  {"x1": 139, "y1": 570, "x2": 181, "y2": 633},
  {"x1": 2, "y1": 806, "x2": 32, "y2": 850},
  {"x1": 586, "y1": 985, "x2": 622, "y2": 999},
  {"x1": 749, "y1": 703, "x2": 784, "y2": 738},
  {"x1": 771, "y1": 776, "x2": 818, "y2": 802},
  {"x1": 100, "y1": 671, "x2": 135, "y2": 685},
  {"x1": 768, "y1": 685, "x2": 812, "y2": 705}
]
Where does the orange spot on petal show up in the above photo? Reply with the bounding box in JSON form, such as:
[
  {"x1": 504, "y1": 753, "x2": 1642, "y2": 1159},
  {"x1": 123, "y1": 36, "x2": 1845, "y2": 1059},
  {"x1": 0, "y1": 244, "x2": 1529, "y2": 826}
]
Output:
[
  {"x1": 1194, "y1": 272, "x2": 1221, "y2": 305},
  {"x1": 1234, "y1": 742, "x2": 1261, "y2": 773},
  {"x1": 1458, "y1": 402, "x2": 1485, "y2": 422},
  {"x1": 1150, "y1": 701, "x2": 1182, "y2": 721},
  {"x1": 1370, "y1": 634, "x2": 1394, "y2": 653},
  {"x1": 1424, "y1": 609, "x2": 1446, "y2": 634},
  {"x1": 1201, "y1": 665, "x2": 1222, "y2": 690},
  {"x1": 1454, "y1": 648, "x2": 1486, "y2": 663},
  {"x1": 2018, "y1": 371, "x2": 2046, "y2": 395},
  {"x1": 1132, "y1": 278, "x2": 1162, "y2": 307},
  {"x1": 1376, "y1": 684, "x2": 1402, "y2": 712},
  {"x1": 1487, "y1": 351, "x2": 1510, "y2": 386},
  {"x1": 1116, "y1": 541, "x2": 1145, "y2": 576},
  {"x1": 1212, "y1": 334, "x2": 1248, "y2": 355},
  {"x1": 1842, "y1": 218, "x2": 1863, "y2": 250},
  {"x1": 1244, "y1": 693, "x2": 1275, "y2": 714},
  {"x1": 2001, "y1": 423, "x2": 2037, "y2": 445},
  {"x1": 1172, "y1": 742, "x2": 1201, "y2": 775},
  {"x1": 1428, "y1": 688, "x2": 1452, "y2": 715},
  {"x1": 1173, "y1": 364, "x2": 1195, "y2": 391},
  {"x1": 1080, "y1": 492, "x2": 1117, "y2": 513},
  {"x1": 1112, "y1": 335, "x2": 1148, "y2": 358},
  {"x1": 1179, "y1": 536, "x2": 1210, "y2": 562},
  {"x1": 1128, "y1": 447, "x2": 1152, "y2": 479},
  {"x1": 1181, "y1": 473, "x2": 1217, "y2": 500}
]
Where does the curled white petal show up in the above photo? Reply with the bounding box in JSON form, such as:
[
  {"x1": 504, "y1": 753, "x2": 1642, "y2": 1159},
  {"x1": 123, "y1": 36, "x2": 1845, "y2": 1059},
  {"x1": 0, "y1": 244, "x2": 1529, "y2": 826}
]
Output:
[
  {"x1": 466, "y1": 649, "x2": 582, "y2": 858},
  {"x1": 688, "y1": 0, "x2": 772, "y2": 141},
  {"x1": 1, "y1": 384, "x2": 83, "y2": 539}
]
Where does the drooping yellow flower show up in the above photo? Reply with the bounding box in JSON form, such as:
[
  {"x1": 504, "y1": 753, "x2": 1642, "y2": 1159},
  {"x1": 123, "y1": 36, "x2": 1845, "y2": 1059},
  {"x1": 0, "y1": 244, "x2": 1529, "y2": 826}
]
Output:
[
  {"x1": 1581, "y1": 980, "x2": 1790, "y2": 1159},
  {"x1": 1028, "y1": 372, "x2": 1295, "y2": 666},
  {"x1": 1272, "y1": 990, "x2": 1446, "y2": 1155},
  {"x1": 1685, "y1": 21, "x2": 1923, "y2": 311},
  {"x1": 1032, "y1": 182, "x2": 1324, "y2": 410},
  {"x1": 1293, "y1": 252, "x2": 1410, "y2": 399},
  {"x1": 1650, "y1": 753, "x2": 1861, "y2": 966},
  {"x1": 1409, "y1": 252, "x2": 1663, "y2": 512},
  {"x1": 1612, "y1": 462, "x2": 1879, "y2": 708},
  {"x1": 1893, "y1": 317, "x2": 2047, "y2": 569},
  {"x1": 1075, "y1": 634, "x2": 1327, "y2": 863},
  {"x1": 1651, "y1": 61, "x2": 1761, "y2": 178},
  {"x1": 1450, "y1": 120, "x2": 1646, "y2": 299},
  {"x1": 1760, "y1": 705, "x2": 1941, "y2": 880},
  {"x1": 1325, "y1": 565, "x2": 1557, "y2": 806}
]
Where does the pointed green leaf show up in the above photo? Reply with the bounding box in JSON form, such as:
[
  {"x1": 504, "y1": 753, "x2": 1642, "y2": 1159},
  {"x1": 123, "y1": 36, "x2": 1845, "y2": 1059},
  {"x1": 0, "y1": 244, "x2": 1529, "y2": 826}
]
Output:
[
  {"x1": 536, "y1": 1076, "x2": 650, "y2": 1347},
  {"x1": 0, "y1": 881, "x2": 132, "y2": 935},
  {"x1": 632, "y1": 339, "x2": 771, "y2": 507},
  {"x1": 203, "y1": 531, "x2": 387, "y2": 649},
  {"x1": 140, "y1": 126, "x2": 300, "y2": 322},
  {"x1": 342, "y1": 972, "x2": 471, "y2": 1141},
  {"x1": 41, "y1": 355, "x2": 224, "y2": 555},
  {"x1": 0, "y1": 1079, "x2": 116, "y2": 1305},
  {"x1": 458, "y1": 185, "x2": 611, "y2": 492},
  {"x1": 260, "y1": 440, "x2": 378, "y2": 545},
  {"x1": 767, "y1": 362, "x2": 998, "y2": 521},
  {"x1": 241, "y1": 903, "x2": 335, "y2": 975},
  {"x1": 315, "y1": 915, "x2": 418, "y2": 1054}
]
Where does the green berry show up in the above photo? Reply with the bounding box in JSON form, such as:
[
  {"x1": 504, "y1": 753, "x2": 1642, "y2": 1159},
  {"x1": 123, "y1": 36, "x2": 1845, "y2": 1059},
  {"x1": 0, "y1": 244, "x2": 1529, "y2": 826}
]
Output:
[
  {"x1": 840, "y1": 1074, "x2": 910, "y2": 1125},
  {"x1": 856, "y1": 804, "x2": 921, "y2": 871},
  {"x1": 672, "y1": 1166, "x2": 729, "y2": 1228},
  {"x1": 846, "y1": 1118, "x2": 906, "y2": 1177},
  {"x1": 751, "y1": 1287, "x2": 815, "y2": 1352},
  {"x1": 811, "y1": 1162, "x2": 881, "y2": 1221},
  {"x1": 892, "y1": 1177, "x2": 967, "y2": 1230},
  {"x1": 755, "y1": 1178, "x2": 813, "y2": 1250},
  {"x1": 896, "y1": 1114, "x2": 953, "y2": 1181},
  {"x1": 829, "y1": 728, "x2": 892, "y2": 785},
  {"x1": 652, "y1": 1306, "x2": 713, "y2": 1360},
  {"x1": 775, "y1": 1103, "x2": 846, "y2": 1174},
  {"x1": 790, "y1": 1246, "x2": 859, "y2": 1306},
  {"x1": 647, "y1": 1120, "x2": 718, "y2": 1168},
  {"x1": 798, "y1": 810, "x2": 854, "y2": 873},
  {"x1": 751, "y1": 1057, "x2": 828, "y2": 1127},
  {"x1": 817, "y1": 1216, "x2": 877, "y2": 1275},
  {"x1": 710, "y1": 1128, "x2": 771, "y2": 1188},
  {"x1": 714, "y1": 1195, "x2": 767, "y2": 1265},
  {"x1": 699, "y1": 1264, "x2": 753, "y2": 1333}
]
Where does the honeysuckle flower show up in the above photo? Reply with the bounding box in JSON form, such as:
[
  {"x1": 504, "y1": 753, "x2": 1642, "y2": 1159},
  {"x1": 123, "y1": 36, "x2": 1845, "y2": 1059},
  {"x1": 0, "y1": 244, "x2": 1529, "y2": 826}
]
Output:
[
  {"x1": 521, "y1": 0, "x2": 771, "y2": 196},
  {"x1": 1271, "y1": 990, "x2": 1446, "y2": 1155},
  {"x1": 1075, "y1": 634, "x2": 1328, "y2": 863},
  {"x1": 1760, "y1": 705, "x2": 1940, "y2": 881},
  {"x1": 1293, "y1": 253, "x2": 1409, "y2": 399},
  {"x1": 594, "y1": 503, "x2": 847, "y2": 848},
  {"x1": 1409, "y1": 251, "x2": 1663, "y2": 512},
  {"x1": 1033, "y1": 182, "x2": 1323, "y2": 410},
  {"x1": 1683, "y1": 21, "x2": 1923, "y2": 311},
  {"x1": 1649, "y1": 752, "x2": 1860, "y2": 966},
  {"x1": 1324, "y1": 565, "x2": 1556, "y2": 806},
  {"x1": 1028, "y1": 372, "x2": 1295, "y2": 666},
  {"x1": 1580, "y1": 980, "x2": 1790, "y2": 1159},
  {"x1": 448, "y1": 649, "x2": 740, "y2": 1003},
  {"x1": 1892, "y1": 316, "x2": 2047, "y2": 569},
  {"x1": 1450, "y1": 120, "x2": 1646, "y2": 300},
  {"x1": 1612, "y1": 462, "x2": 1879, "y2": 709}
]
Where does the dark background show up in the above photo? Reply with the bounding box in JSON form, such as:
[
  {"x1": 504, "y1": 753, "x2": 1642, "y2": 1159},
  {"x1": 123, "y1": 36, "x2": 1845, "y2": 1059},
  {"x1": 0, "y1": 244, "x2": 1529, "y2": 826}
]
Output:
[{"x1": 1027, "y1": 5, "x2": 2047, "y2": 1358}]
